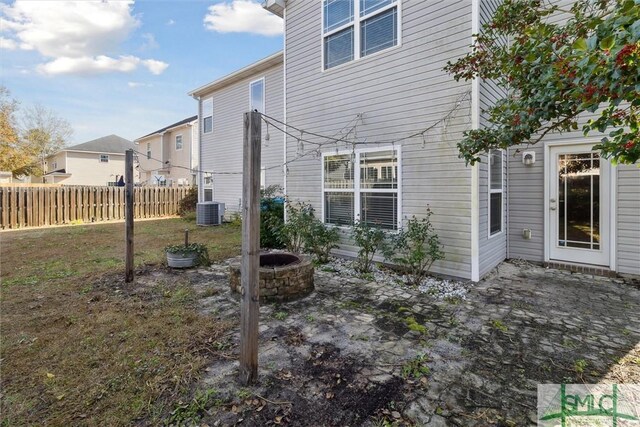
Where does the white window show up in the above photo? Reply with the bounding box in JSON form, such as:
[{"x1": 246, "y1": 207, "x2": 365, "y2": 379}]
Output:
[
  {"x1": 202, "y1": 98, "x2": 213, "y2": 134},
  {"x1": 100, "y1": 154, "x2": 109, "y2": 163},
  {"x1": 175, "y1": 134, "x2": 183, "y2": 150},
  {"x1": 52, "y1": 162, "x2": 57, "y2": 170},
  {"x1": 489, "y1": 149, "x2": 504, "y2": 236},
  {"x1": 250, "y1": 78, "x2": 265, "y2": 113},
  {"x1": 146, "y1": 143, "x2": 151, "y2": 160},
  {"x1": 322, "y1": 147, "x2": 400, "y2": 230},
  {"x1": 323, "y1": 0, "x2": 399, "y2": 70},
  {"x1": 203, "y1": 175, "x2": 213, "y2": 201}
]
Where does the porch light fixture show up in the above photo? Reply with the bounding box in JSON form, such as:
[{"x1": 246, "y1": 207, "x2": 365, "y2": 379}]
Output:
[{"x1": 522, "y1": 151, "x2": 535, "y2": 166}]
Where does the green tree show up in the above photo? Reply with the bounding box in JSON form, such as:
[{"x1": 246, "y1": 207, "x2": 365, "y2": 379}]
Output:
[{"x1": 445, "y1": 0, "x2": 640, "y2": 164}]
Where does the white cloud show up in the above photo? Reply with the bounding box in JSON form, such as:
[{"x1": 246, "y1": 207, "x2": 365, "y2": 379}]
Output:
[
  {"x1": 204, "y1": 0, "x2": 283, "y2": 36},
  {"x1": 0, "y1": 37, "x2": 17, "y2": 50},
  {"x1": 37, "y1": 55, "x2": 169, "y2": 76},
  {"x1": 1, "y1": 0, "x2": 168, "y2": 76},
  {"x1": 166, "y1": 19, "x2": 175, "y2": 26}
]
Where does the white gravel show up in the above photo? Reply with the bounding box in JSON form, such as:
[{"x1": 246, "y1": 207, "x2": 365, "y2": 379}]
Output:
[{"x1": 325, "y1": 257, "x2": 472, "y2": 300}]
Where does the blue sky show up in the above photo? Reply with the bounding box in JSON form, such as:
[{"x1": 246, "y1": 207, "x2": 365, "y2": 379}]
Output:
[{"x1": 0, "y1": 0, "x2": 283, "y2": 144}]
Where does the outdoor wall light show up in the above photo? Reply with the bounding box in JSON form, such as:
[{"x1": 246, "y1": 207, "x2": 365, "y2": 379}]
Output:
[{"x1": 522, "y1": 151, "x2": 536, "y2": 166}]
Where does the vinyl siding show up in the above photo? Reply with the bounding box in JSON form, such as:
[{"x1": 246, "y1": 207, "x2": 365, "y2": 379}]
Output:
[
  {"x1": 617, "y1": 164, "x2": 640, "y2": 276},
  {"x1": 63, "y1": 152, "x2": 128, "y2": 186},
  {"x1": 285, "y1": 0, "x2": 474, "y2": 279},
  {"x1": 198, "y1": 62, "x2": 284, "y2": 214},
  {"x1": 478, "y1": 0, "x2": 507, "y2": 277}
]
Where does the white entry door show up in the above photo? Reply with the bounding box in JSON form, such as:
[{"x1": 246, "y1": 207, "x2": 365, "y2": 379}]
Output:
[{"x1": 548, "y1": 145, "x2": 610, "y2": 266}]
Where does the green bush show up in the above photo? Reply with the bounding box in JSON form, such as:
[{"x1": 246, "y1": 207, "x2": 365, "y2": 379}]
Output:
[
  {"x1": 260, "y1": 185, "x2": 285, "y2": 249},
  {"x1": 351, "y1": 220, "x2": 387, "y2": 274},
  {"x1": 383, "y1": 209, "x2": 444, "y2": 285},
  {"x1": 178, "y1": 186, "x2": 198, "y2": 217},
  {"x1": 305, "y1": 219, "x2": 340, "y2": 264},
  {"x1": 279, "y1": 201, "x2": 315, "y2": 253}
]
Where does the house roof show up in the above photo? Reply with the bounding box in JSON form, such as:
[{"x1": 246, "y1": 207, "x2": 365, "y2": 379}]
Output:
[
  {"x1": 59, "y1": 135, "x2": 135, "y2": 156},
  {"x1": 188, "y1": 51, "x2": 283, "y2": 98},
  {"x1": 135, "y1": 115, "x2": 198, "y2": 141}
]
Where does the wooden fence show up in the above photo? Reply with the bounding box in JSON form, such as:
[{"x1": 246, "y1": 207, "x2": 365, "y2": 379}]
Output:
[{"x1": 0, "y1": 186, "x2": 192, "y2": 230}]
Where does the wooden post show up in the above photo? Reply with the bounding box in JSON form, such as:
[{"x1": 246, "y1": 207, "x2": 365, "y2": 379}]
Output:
[
  {"x1": 239, "y1": 111, "x2": 261, "y2": 385},
  {"x1": 125, "y1": 149, "x2": 134, "y2": 283},
  {"x1": 184, "y1": 229, "x2": 189, "y2": 246}
]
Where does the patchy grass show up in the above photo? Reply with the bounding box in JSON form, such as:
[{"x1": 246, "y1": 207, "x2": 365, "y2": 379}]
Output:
[{"x1": 0, "y1": 219, "x2": 241, "y2": 426}]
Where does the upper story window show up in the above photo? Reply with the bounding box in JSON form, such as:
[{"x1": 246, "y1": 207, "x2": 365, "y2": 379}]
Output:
[
  {"x1": 146, "y1": 142, "x2": 151, "y2": 160},
  {"x1": 202, "y1": 97, "x2": 213, "y2": 134},
  {"x1": 250, "y1": 78, "x2": 265, "y2": 113},
  {"x1": 175, "y1": 134, "x2": 183, "y2": 150},
  {"x1": 323, "y1": 0, "x2": 399, "y2": 70},
  {"x1": 489, "y1": 149, "x2": 504, "y2": 236},
  {"x1": 323, "y1": 147, "x2": 400, "y2": 230},
  {"x1": 100, "y1": 154, "x2": 109, "y2": 163}
]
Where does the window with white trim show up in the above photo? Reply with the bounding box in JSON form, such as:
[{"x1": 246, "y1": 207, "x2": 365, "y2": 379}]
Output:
[
  {"x1": 323, "y1": 0, "x2": 399, "y2": 69},
  {"x1": 202, "y1": 97, "x2": 213, "y2": 134},
  {"x1": 250, "y1": 78, "x2": 265, "y2": 113},
  {"x1": 100, "y1": 154, "x2": 109, "y2": 163},
  {"x1": 323, "y1": 147, "x2": 399, "y2": 230},
  {"x1": 175, "y1": 134, "x2": 183, "y2": 150},
  {"x1": 489, "y1": 149, "x2": 503, "y2": 236},
  {"x1": 203, "y1": 175, "x2": 213, "y2": 201},
  {"x1": 146, "y1": 142, "x2": 151, "y2": 160}
]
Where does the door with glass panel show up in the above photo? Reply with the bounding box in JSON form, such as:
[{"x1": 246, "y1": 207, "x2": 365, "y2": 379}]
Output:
[{"x1": 548, "y1": 145, "x2": 610, "y2": 266}]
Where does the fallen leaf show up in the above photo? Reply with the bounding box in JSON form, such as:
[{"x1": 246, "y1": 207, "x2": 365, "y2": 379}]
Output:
[
  {"x1": 256, "y1": 405, "x2": 265, "y2": 412},
  {"x1": 231, "y1": 405, "x2": 238, "y2": 413},
  {"x1": 46, "y1": 372, "x2": 55, "y2": 379},
  {"x1": 392, "y1": 411, "x2": 401, "y2": 419},
  {"x1": 56, "y1": 394, "x2": 65, "y2": 400}
]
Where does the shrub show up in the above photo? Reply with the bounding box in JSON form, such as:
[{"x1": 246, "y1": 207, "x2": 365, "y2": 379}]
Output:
[
  {"x1": 279, "y1": 201, "x2": 315, "y2": 253},
  {"x1": 351, "y1": 220, "x2": 387, "y2": 274},
  {"x1": 260, "y1": 185, "x2": 285, "y2": 249},
  {"x1": 305, "y1": 219, "x2": 340, "y2": 264},
  {"x1": 383, "y1": 210, "x2": 444, "y2": 285},
  {"x1": 178, "y1": 186, "x2": 198, "y2": 217}
]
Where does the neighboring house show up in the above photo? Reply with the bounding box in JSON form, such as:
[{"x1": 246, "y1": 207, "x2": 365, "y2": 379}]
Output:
[
  {"x1": 193, "y1": 0, "x2": 639, "y2": 281},
  {"x1": 134, "y1": 116, "x2": 199, "y2": 187},
  {"x1": 188, "y1": 52, "x2": 284, "y2": 212},
  {"x1": 43, "y1": 135, "x2": 138, "y2": 186}
]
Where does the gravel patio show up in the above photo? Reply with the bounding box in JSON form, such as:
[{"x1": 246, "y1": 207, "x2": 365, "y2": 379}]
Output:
[{"x1": 161, "y1": 258, "x2": 640, "y2": 426}]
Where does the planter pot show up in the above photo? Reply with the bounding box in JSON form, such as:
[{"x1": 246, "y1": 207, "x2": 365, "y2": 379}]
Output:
[{"x1": 166, "y1": 251, "x2": 198, "y2": 268}]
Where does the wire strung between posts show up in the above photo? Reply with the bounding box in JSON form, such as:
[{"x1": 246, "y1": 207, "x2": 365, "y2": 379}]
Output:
[{"x1": 130, "y1": 93, "x2": 470, "y2": 178}]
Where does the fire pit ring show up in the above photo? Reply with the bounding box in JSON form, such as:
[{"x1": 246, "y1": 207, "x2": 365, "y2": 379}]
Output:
[{"x1": 229, "y1": 252, "x2": 314, "y2": 303}]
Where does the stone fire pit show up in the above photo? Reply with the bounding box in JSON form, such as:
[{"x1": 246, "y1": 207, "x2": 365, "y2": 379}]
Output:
[{"x1": 229, "y1": 252, "x2": 314, "y2": 303}]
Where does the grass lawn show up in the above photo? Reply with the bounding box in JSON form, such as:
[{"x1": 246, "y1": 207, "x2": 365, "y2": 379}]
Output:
[{"x1": 0, "y1": 218, "x2": 241, "y2": 426}]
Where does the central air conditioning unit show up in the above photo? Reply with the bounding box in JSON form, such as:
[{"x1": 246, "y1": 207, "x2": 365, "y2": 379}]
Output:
[{"x1": 197, "y1": 202, "x2": 225, "y2": 226}]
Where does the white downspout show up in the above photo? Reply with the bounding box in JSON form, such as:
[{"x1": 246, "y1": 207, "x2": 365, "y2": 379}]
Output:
[{"x1": 470, "y1": 0, "x2": 480, "y2": 282}]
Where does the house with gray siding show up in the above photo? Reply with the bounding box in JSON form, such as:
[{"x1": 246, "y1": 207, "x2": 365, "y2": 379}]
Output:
[
  {"x1": 261, "y1": 0, "x2": 639, "y2": 280},
  {"x1": 194, "y1": 0, "x2": 639, "y2": 281},
  {"x1": 188, "y1": 52, "x2": 284, "y2": 212}
]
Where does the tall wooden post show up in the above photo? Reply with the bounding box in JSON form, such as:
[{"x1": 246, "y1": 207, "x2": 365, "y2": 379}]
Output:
[
  {"x1": 239, "y1": 111, "x2": 261, "y2": 385},
  {"x1": 125, "y1": 149, "x2": 134, "y2": 283}
]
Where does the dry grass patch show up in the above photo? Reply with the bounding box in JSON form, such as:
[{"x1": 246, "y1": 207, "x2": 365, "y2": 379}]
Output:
[{"x1": 1, "y1": 219, "x2": 241, "y2": 425}]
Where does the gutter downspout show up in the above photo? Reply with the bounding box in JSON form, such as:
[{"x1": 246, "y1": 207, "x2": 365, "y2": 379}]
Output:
[
  {"x1": 470, "y1": 0, "x2": 480, "y2": 282},
  {"x1": 282, "y1": 6, "x2": 288, "y2": 222}
]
